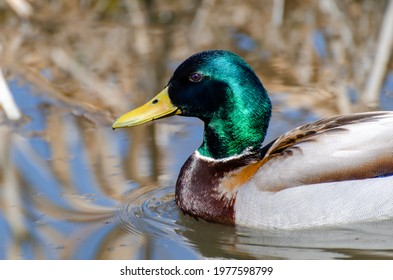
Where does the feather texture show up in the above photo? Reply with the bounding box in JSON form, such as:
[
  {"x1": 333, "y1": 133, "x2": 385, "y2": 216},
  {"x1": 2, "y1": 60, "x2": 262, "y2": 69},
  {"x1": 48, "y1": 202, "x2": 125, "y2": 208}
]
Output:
[
  {"x1": 234, "y1": 111, "x2": 393, "y2": 228},
  {"x1": 254, "y1": 112, "x2": 393, "y2": 191},
  {"x1": 236, "y1": 176, "x2": 393, "y2": 229}
]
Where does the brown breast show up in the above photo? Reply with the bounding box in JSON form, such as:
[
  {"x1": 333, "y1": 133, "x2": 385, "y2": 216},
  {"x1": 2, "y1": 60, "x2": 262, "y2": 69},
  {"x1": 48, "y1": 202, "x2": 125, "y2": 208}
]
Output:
[{"x1": 175, "y1": 152, "x2": 260, "y2": 225}]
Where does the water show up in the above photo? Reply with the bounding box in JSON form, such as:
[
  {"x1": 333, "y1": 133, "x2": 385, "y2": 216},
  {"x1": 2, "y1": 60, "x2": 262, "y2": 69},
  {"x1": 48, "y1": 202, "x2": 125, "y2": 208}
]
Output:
[
  {"x1": 1, "y1": 0, "x2": 393, "y2": 260},
  {"x1": 2, "y1": 79, "x2": 393, "y2": 260}
]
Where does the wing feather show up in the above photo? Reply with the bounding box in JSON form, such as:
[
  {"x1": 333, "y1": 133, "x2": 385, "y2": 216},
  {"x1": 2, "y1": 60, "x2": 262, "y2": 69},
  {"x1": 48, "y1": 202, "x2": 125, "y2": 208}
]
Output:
[{"x1": 256, "y1": 111, "x2": 393, "y2": 191}]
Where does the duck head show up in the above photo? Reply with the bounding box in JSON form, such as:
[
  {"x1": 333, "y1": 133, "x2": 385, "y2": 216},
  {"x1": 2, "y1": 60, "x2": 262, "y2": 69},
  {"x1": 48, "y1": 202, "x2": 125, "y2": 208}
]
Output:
[{"x1": 113, "y1": 50, "x2": 272, "y2": 159}]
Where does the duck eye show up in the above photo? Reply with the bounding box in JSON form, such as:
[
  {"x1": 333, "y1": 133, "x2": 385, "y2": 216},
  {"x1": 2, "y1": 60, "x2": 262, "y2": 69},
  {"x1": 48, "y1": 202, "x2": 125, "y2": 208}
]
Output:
[{"x1": 189, "y1": 72, "x2": 203, "y2": 83}]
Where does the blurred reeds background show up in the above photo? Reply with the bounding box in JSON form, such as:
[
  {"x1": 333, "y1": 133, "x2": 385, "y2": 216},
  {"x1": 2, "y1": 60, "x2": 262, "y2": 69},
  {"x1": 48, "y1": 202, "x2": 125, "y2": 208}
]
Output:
[
  {"x1": 0, "y1": 0, "x2": 392, "y2": 259},
  {"x1": 1, "y1": 0, "x2": 392, "y2": 118}
]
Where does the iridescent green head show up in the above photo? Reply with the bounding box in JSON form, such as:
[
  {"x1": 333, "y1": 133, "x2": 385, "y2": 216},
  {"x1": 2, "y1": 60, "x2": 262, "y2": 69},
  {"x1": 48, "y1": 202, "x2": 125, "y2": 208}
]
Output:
[{"x1": 113, "y1": 50, "x2": 272, "y2": 159}]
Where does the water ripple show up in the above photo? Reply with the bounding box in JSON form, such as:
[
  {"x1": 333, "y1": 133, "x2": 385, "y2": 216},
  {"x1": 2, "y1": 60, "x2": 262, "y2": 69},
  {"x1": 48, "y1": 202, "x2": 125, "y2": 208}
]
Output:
[
  {"x1": 115, "y1": 184, "x2": 393, "y2": 259},
  {"x1": 117, "y1": 185, "x2": 184, "y2": 240}
]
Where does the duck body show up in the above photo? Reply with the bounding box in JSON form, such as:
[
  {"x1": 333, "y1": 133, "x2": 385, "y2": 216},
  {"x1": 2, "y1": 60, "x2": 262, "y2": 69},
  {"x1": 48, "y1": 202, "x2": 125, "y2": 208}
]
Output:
[
  {"x1": 113, "y1": 50, "x2": 393, "y2": 229},
  {"x1": 178, "y1": 112, "x2": 393, "y2": 229}
]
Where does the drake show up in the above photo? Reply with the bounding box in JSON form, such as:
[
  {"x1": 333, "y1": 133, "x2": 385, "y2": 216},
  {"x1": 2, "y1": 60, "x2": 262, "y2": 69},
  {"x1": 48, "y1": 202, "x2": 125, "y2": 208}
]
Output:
[{"x1": 113, "y1": 50, "x2": 393, "y2": 229}]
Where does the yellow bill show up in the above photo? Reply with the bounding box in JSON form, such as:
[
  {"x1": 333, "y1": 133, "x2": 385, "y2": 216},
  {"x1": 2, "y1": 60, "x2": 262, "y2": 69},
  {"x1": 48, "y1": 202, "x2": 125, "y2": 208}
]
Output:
[{"x1": 112, "y1": 86, "x2": 181, "y2": 129}]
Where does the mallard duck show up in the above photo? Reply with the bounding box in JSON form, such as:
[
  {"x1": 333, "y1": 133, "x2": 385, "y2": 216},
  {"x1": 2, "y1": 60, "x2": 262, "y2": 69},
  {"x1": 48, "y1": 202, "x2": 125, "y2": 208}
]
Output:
[{"x1": 113, "y1": 50, "x2": 393, "y2": 229}]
